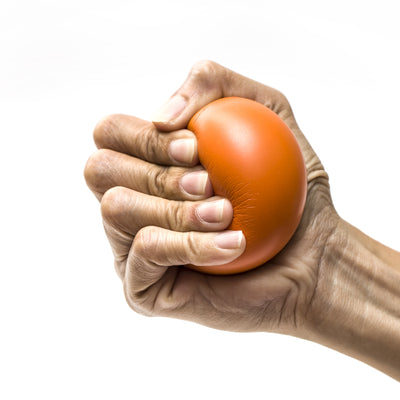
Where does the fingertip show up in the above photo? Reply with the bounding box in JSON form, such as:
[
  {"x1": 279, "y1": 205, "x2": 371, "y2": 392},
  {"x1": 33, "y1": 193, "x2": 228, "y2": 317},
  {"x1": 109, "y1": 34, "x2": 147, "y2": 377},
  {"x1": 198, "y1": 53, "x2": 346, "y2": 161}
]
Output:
[
  {"x1": 214, "y1": 230, "x2": 245, "y2": 250},
  {"x1": 180, "y1": 170, "x2": 213, "y2": 198},
  {"x1": 186, "y1": 230, "x2": 246, "y2": 270},
  {"x1": 194, "y1": 198, "x2": 233, "y2": 227},
  {"x1": 152, "y1": 95, "x2": 188, "y2": 130},
  {"x1": 168, "y1": 138, "x2": 197, "y2": 165}
]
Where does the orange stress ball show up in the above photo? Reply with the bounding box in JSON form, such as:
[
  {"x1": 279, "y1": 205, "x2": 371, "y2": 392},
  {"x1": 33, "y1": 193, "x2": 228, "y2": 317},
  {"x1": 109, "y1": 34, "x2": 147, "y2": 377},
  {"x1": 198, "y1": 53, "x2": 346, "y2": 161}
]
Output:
[{"x1": 187, "y1": 97, "x2": 307, "y2": 275}]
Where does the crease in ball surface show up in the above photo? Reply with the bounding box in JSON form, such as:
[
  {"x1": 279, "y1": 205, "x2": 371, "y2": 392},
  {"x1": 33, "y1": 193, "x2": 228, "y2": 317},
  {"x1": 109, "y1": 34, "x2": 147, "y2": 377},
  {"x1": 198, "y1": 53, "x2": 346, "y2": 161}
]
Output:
[{"x1": 187, "y1": 97, "x2": 307, "y2": 275}]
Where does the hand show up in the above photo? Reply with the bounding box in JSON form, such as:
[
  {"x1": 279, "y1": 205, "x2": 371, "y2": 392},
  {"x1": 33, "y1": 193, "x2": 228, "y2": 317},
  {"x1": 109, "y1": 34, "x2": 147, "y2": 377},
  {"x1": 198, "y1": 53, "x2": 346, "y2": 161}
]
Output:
[
  {"x1": 85, "y1": 61, "x2": 400, "y2": 381},
  {"x1": 84, "y1": 60, "x2": 337, "y2": 336}
]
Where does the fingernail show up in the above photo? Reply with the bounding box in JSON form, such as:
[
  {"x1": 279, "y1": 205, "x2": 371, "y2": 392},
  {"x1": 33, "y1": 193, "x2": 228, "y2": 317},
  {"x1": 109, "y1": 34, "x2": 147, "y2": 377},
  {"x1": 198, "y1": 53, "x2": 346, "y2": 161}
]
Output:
[
  {"x1": 152, "y1": 95, "x2": 187, "y2": 123},
  {"x1": 169, "y1": 138, "x2": 196, "y2": 164},
  {"x1": 180, "y1": 171, "x2": 210, "y2": 196},
  {"x1": 196, "y1": 199, "x2": 226, "y2": 223},
  {"x1": 215, "y1": 231, "x2": 244, "y2": 250}
]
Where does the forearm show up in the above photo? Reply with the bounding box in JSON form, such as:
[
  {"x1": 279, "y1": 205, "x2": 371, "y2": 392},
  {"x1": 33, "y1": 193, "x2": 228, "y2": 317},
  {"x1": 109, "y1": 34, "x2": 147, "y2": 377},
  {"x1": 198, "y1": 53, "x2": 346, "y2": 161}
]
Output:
[{"x1": 305, "y1": 219, "x2": 400, "y2": 381}]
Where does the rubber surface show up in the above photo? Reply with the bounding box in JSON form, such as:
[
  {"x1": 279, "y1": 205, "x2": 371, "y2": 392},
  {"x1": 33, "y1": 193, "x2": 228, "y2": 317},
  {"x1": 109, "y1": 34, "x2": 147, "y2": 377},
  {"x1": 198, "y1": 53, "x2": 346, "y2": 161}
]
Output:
[{"x1": 188, "y1": 97, "x2": 307, "y2": 274}]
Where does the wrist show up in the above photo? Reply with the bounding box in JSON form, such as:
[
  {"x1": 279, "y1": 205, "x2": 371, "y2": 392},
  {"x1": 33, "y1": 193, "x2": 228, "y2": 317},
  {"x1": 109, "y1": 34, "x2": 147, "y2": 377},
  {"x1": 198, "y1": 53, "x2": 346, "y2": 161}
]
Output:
[{"x1": 304, "y1": 218, "x2": 400, "y2": 380}]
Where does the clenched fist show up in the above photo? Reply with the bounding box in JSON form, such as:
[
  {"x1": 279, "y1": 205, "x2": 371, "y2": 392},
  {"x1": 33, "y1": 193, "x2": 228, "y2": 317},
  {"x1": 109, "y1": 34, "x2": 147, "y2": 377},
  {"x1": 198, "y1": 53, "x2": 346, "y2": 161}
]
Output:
[{"x1": 85, "y1": 61, "x2": 400, "y2": 381}]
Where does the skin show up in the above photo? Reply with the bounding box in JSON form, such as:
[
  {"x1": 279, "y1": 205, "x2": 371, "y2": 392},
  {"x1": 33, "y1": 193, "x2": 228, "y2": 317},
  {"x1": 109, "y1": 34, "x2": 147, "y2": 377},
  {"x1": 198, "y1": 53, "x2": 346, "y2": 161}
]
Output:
[{"x1": 84, "y1": 60, "x2": 400, "y2": 381}]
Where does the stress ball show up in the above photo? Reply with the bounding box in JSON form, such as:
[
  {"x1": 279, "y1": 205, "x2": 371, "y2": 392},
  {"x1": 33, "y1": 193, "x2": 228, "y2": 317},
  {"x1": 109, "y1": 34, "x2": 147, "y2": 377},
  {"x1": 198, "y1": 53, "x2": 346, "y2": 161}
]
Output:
[{"x1": 187, "y1": 97, "x2": 307, "y2": 275}]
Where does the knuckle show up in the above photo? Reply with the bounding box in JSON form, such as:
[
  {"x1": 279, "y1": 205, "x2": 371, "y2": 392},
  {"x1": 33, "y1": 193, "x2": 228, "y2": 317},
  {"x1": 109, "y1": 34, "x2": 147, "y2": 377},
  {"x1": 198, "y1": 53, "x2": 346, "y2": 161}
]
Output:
[
  {"x1": 147, "y1": 166, "x2": 182, "y2": 199},
  {"x1": 267, "y1": 89, "x2": 292, "y2": 117},
  {"x1": 186, "y1": 231, "x2": 203, "y2": 260},
  {"x1": 132, "y1": 226, "x2": 156, "y2": 257},
  {"x1": 136, "y1": 123, "x2": 171, "y2": 164},
  {"x1": 184, "y1": 202, "x2": 203, "y2": 229},
  {"x1": 273, "y1": 89, "x2": 289, "y2": 105},
  {"x1": 275, "y1": 90, "x2": 291, "y2": 109},
  {"x1": 93, "y1": 114, "x2": 120, "y2": 148},
  {"x1": 143, "y1": 125, "x2": 161, "y2": 159},
  {"x1": 189, "y1": 60, "x2": 221, "y2": 88},
  {"x1": 84, "y1": 149, "x2": 113, "y2": 192},
  {"x1": 148, "y1": 165, "x2": 170, "y2": 196},
  {"x1": 164, "y1": 201, "x2": 182, "y2": 231},
  {"x1": 164, "y1": 201, "x2": 195, "y2": 231},
  {"x1": 100, "y1": 186, "x2": 126, "y2": 221}
]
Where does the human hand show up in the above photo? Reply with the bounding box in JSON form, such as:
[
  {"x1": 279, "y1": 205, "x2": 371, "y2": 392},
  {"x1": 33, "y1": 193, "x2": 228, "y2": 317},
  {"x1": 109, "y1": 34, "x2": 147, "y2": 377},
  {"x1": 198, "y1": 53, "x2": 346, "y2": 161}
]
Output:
[
  {"x1": 84, "y1": 61, "x2": 338, "y2": 336},
  {"x1": 85, "y1": 61, "x2": 400, "y2": 381}
]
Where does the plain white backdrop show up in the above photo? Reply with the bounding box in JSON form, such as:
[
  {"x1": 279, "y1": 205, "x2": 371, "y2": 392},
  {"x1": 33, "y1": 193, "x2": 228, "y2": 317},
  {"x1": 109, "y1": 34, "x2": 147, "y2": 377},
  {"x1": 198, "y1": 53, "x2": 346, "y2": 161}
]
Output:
[{"x1": 1, "y1": 0, "x2": 399, "y2": 398}]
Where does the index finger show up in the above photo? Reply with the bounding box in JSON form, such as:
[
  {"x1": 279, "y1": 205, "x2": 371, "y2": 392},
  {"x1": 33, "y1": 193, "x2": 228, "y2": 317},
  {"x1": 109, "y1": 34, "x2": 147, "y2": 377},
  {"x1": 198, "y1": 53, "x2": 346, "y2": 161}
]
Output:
[{"x1": 93, "y1": 114, "x2": 199, "y2": 167}]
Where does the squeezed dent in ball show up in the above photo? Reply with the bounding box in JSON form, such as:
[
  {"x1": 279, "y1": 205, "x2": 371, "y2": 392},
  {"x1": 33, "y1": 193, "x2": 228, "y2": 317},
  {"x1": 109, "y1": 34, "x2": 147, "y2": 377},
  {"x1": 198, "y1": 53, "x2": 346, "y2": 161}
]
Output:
[{"x1": 187, "y1": 97, "x2": 307, "y2": 275}]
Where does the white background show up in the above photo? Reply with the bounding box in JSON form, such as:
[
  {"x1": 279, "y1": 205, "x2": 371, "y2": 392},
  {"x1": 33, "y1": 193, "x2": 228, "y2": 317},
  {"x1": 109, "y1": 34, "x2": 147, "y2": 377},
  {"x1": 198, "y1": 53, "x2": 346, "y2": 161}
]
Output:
[{"x1": 1, "y1": 0, "x2": 399, "y2": 398}]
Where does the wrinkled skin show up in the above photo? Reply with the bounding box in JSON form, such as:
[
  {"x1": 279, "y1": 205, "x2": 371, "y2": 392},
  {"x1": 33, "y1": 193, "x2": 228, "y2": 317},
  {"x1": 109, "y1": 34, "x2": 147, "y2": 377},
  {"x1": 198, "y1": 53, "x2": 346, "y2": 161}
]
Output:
[{"x1": 84, "y1": 60, "x2": 339, "y2": 337}]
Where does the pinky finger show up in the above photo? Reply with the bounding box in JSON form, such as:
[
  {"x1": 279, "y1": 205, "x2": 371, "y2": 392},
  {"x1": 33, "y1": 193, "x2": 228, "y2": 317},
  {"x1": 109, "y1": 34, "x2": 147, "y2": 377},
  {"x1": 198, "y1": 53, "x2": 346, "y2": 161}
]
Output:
[{"x1": 125, "y1": 226, "x2": 245, "y2": 295}]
